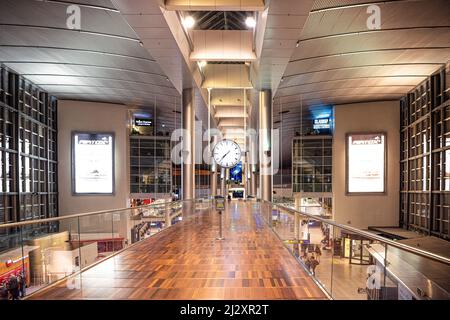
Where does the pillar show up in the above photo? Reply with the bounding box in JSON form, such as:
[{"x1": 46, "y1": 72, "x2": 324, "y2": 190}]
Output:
[
  {"x1": 259, "y1": 90, "x2": 272, "y2": 202},
  {"x1": 182, "y1": 88, "x2": 195, "y2": 200},
  {"x1": 294, "y1": 195, "x2": 301, "y2": 240},
  {"x1": 220, "y1": 167, "x2": 226, "y2": 196},
  {"x1": 251, "y1": 170, "x2": 257, "y2": 197},
  {"x1": 211, "y1": 161, "x2": 217, "y2": 198}
]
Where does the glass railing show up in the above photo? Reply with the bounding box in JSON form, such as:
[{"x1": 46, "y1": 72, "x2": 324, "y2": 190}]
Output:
[
  {"x1": 259, "y1": 200, "x2": 450, "y2": 300},
  {"x1": 0, "y1": 199, "x2": 195, "y2": 300},
  {"x1": 1, "y1": 198, "x2": 448, "y2": 300}
]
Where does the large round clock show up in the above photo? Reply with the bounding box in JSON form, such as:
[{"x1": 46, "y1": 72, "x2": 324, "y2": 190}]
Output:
[{"x1": 213, "y1": 139, "x2": 241, "y2": 168}]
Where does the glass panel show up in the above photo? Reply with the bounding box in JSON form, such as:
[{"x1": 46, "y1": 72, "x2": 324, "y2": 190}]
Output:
[
  {"x1": 2, "y1": 218, "x2": 80, "y2": 298},
  {"x1": 330, "y1": 226, "x2": 387, "y2": 300},
  {"x1": 307, "y1": 218, "x2": 332, "y2": 294}
]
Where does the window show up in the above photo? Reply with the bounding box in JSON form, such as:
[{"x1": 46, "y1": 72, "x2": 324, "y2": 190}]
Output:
[{"x1": 400, "y1": 65, "x2": 449, "y2": 239}]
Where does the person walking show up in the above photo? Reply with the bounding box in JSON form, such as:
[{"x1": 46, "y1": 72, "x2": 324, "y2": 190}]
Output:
[
  {"x1": 310, "y1": 255, "x2": 319, "y2": 276},
  {"x1": 17, "y1": 274, "x2": 25, "y2": 298},
  {"x1": 7, "y1": 275, "x2": 20, "y2": 300},
  {"x1": 304, "y1": 254, "x2": 311, "y2": 273},
  {"x1": 0, "y1": 283, "x2": 8, "y2": 300},
  {"x1": 314, "y1": 245, "x2": 322, "y2": 262}
]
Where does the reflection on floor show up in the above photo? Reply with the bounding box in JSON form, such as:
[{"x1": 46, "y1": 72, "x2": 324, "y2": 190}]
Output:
[{"x1": 29, "y1": 202, "x2": 326, "y2": 300}]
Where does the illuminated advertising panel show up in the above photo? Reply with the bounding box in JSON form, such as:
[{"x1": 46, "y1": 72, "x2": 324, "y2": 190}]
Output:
[
  {"x1": 347, "y1": 133, "x2": 386, "y2": 194},
  {"x1": 72, "y1": 132, "x2": 114, "y2": 194}
]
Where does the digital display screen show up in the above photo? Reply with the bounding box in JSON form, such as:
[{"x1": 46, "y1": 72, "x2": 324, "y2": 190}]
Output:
[
  {"x1": 347, "y1": 133, "x2": 386, "y2": 193},
  {"x1": 134, "y1": 118, "x2": 153, "y2": 127},
  {"x1": 73, "y1": 132, "x2": 114, "y2": 194},
  {"x1": 230, "y1": 162, "x2": 242, "y2": 183},
  {"x1": 313, "y1": 118, "x2": 331, "y2": 130}
]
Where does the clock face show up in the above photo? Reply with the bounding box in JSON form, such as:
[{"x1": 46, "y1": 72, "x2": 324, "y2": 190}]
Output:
[{"x1": 213, "y1": 140, "x2": 241, "y2": 168}]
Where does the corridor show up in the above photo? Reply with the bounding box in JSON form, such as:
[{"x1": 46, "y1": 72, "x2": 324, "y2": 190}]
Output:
[{"x1": 29, "y1": 202, "x2": 326, "y2": 300}]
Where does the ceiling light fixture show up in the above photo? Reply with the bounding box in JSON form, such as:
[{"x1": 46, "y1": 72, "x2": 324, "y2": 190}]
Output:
[
  {"x1": 245, "y1": 16, "x2": 256, "y2": 28},
  {"x1": 182, "y1": 16, "x2": 195, "y2": 29}
]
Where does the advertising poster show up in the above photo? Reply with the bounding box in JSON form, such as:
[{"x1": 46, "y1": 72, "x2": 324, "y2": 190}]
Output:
[
  {"x1": 347, "y1": 133, "x2": 386, "y2": 193},
  {"x1": 73, "y1": 132, "x2": 114, "y2": 194}
]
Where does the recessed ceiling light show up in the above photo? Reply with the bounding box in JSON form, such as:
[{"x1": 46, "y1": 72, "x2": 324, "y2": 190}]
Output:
[
  {"x1": 245, "y1": 16, "x2": 256, "y2": 28},
  {"x1": 182, "y1": 16, "x2": 195, "y2": 29}
]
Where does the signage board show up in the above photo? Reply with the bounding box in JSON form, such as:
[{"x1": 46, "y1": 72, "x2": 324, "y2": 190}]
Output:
[
  {"x1": 72, "y1": 132, "x2": 114, "y2": 194},
  {"x1": 313, "y1": 118, "x2": 331, "y2": 130},
  {"x1": 347, "y1": 133, "x2": 386, "y2": 194},
  {"x1": 134, "y1": 118, "x2": 153, "y2": 127},
  {"x1": 215, "y1": 197, "x2": 225, "y2": 211}
]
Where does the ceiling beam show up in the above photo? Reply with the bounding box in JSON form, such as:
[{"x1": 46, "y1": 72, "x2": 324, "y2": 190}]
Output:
[
  {"x1": 300, "y1": 26, "x2": 450, "y2": 43},
  {"x1": 283, "y1": 62, "x2": 443, "y2": 79},
  {"x1": 0, "y1": 24, "x2": 141, "y2": 43},
  {"x1": 289, "y1": 47, "x2": 450, "y2": 63},
  {"x1": 310, "y1": 0, "x2": 427, "y2": 13},
  {"x1": 0, "y1": 45, "x2": 156, "y2": 63},
  {"x1": 277, "y1": 75, "x2": 428, "y2": 91}
]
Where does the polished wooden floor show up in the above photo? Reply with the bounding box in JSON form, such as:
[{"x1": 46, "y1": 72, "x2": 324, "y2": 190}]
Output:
[{"x1": 30, "y1": 202, "x2": 326, "y2": 300}]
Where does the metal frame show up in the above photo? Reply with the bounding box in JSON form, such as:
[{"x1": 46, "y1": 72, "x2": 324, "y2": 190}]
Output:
[
  {"x1": 129, "y1": 135, "x2": 172, "y2": 196},
  {"x1": 0, "y1": 66, "x2": 58, "y2": 224},
  {"x1": 292, "y1": 135, "x2": 333, "y2": 195},
  {"x1": 71, "y1": 131, "x2": 115, "y2": 196},
  {"x1": 264, "y1": 200, "x2": 450, "y2": 265},
  {"x1": 345, "y1": 132, "x2": 388, "y2": 195},
  {"x1": 400, "y1": 65, "x2": 449, "y2": 239}
]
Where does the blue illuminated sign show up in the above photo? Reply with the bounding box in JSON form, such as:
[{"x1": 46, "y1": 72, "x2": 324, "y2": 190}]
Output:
[{"x1": 230, "y1": 162, "x2": 242, "y2": 183}]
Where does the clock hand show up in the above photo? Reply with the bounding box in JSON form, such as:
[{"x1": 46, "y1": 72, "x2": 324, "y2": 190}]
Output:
[{"x1": 220, "y1": 151, "x2": 230, "y2": 162}]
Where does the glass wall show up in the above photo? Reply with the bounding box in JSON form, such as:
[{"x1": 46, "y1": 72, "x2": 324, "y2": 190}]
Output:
[
  {"x1": 400, "y1": 64, "x2": 450, "y2": 239},
  {"x1": 292, "y1": 135, "x2": 332, "y2": 193},
  {"x1": 0, "y1": 66, "x2": 57, "y2": 229},
  {"x1": 129, "y1": 136, "x2": 172, "y2": 195}
]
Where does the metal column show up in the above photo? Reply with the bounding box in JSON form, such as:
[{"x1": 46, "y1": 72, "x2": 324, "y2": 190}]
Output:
[
  {"x1": 220, "y1": 167, "x2": 226, "y2": 196},
  {"x1": 259, "y1": 90, "x2": 272, "y2": 202},
  {"x1": 211, "y1": 161, "x2": 217, "y2": 197},
  {"x1": 182, "y1": 88, "x2": 195, "y2": 200}
]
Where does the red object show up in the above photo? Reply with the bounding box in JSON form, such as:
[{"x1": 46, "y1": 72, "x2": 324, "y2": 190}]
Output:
[
  {"x1": 0, "y1": 265, "x2": 25, "y2": 286},
  {"x1": 5, "y1": 260, "x2": 13, "y2": 268}
]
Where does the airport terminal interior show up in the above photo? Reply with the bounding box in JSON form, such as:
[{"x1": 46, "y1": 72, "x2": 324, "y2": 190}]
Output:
[{"x1": 0, "y1": 0, "x2": 449, "y2": 302}]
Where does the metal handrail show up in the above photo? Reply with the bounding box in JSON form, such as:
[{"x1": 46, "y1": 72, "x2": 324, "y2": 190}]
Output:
[
  {"x1": 1, "y1": 198, "x2": 448, "y2": 265},
  {"x1": 0, "y1": 199, "x2": 192, "y2": 229},
  {"x1": 262, "y1": 200, "x2": 450, "y2": 265}
]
